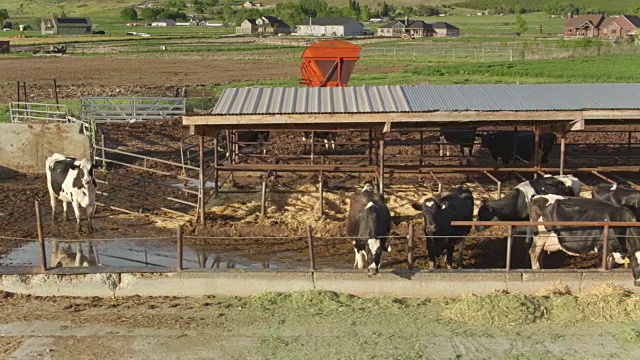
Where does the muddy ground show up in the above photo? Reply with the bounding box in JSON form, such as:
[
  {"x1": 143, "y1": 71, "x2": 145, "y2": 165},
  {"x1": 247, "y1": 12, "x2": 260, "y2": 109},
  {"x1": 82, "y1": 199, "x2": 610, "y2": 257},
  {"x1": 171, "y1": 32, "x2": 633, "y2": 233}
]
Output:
[{"x1": 2, "y1": 55, "x2": 640, "y2": 272}]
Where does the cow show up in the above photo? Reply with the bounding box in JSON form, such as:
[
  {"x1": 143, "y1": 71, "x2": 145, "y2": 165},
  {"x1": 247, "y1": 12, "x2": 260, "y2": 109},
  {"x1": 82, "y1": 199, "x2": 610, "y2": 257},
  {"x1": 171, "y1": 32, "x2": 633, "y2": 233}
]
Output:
[
  {"x1": 526, "y1": 195, "x2": 639, "y2": 274},
  {"x1": 439, "y1": 127, "x2": 476, "y2": 157},
  {"x1": 592, "y1": 184, "x2": 640, "y2": 219},
  {"x1": 345, "y1": 182, "x2": 392, "y2": 273},
  {"x1": 45, "y1": 153, "x2": 99, "y2": 233},
  {"x1": 51, "y1": 241, "x2": 98, "y2": 267},
  {"x1": 411, "y1": 187, "x2": 474, "y2": 269},
  {"x1": 478, "y1": 131, "x2": 556, "y2": 164},
  {"x1": 218, "y1": 131, "x2": 270, "y2": 155},
  {"x1": 476, "y1": 174, "x2": 581, "y2": 232},
  {"x1": 302, "y1": 131, "x2": 338, "y2": 150}
]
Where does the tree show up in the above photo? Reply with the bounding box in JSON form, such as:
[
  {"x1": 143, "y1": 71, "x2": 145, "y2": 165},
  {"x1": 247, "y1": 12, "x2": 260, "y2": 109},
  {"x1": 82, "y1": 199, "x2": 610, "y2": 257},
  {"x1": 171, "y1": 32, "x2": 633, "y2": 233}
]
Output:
[
  {"x1": 140, "y1": 7, "x2": 163, "y2": 21},
  {"x1": 0, "y1": 9, "x2": 9, "y2": 24},
  {"x1": 120, "y1": 7, "x2": 138, "y2": 21},
  {"x1": 515, "y1": 14, "x2": 528, "y2": 34},
  {"x1": 379, "y1": 1, "x2": 389, "y2": 17}
]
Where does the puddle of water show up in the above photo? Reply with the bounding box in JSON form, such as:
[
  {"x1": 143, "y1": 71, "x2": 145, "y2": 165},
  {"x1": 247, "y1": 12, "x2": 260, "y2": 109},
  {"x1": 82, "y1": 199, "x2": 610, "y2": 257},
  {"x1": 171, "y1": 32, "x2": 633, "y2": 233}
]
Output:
[{"x1": 0, "y1": 240, "x2": 293, "y2": 270}]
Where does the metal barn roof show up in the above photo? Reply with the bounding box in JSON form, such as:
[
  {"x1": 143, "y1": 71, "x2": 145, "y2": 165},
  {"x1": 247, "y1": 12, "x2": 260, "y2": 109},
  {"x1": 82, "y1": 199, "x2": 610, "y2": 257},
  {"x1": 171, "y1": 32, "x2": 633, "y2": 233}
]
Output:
[{"x1": 212, "y1": 84, "x2": 640, "y2": 115}]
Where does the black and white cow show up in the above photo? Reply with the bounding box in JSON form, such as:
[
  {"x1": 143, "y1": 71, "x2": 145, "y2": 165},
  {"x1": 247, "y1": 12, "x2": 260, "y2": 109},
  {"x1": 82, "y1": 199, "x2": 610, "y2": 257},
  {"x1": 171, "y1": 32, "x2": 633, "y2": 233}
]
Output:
[
  {"x1": 302, "y1": 131, "x2": 338, "y2": 150},
  {"x1": 345, "y1": 182, "x2": 392, "y2": 273},
  {"x1": 592, "y1": 184, "x2": 640, "y2": 219},
  {"x1": 45, "y1": 153, "x2": 99, "y2": 233},
  {"x1": 478, "y1": 131, "x2": 556, "y2": 164},
  {"x1": 526, "y1": 195, "x2": 640, "y2": 274},
  {"x1": 476, "y1": 175, "x2": 581, "y2": 232},
  {"x1": 439, "y1": 128, "x2": 476, "y2": 157},
  {"x1": 412, "y1": 187, "x2": 474, "y2": 269}
]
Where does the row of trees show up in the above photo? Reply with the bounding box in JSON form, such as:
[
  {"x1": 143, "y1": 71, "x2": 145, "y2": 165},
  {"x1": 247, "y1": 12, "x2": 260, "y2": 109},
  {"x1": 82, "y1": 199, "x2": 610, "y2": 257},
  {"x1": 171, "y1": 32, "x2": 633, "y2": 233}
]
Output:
[
  {"x1": 454, "y1": 0, "x2": 640, "y2": 16},
  {"x1": 120, "y1": 0, "x2": 448, "y2": 26}
]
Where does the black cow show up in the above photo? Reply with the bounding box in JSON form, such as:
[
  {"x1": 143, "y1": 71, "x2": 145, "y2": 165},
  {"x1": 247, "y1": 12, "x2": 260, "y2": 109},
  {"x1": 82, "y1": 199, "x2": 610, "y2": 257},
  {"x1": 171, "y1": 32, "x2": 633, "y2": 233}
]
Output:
[
  {"x1": 592, "y1": 184, "x2": 640, "y2": 219},
  {"x1": 302, "y1": 131, "x2": 337, "y2": 150},
  {"x1": 478, "y1": 131, "x2": 556, "y2": 164},
  {"x1": 218, "y1": 131, "x2": 270, "y2": 155},
  {"x1": 345, "y1": 182, "x2": 392, "y2": 273},
  {"x1": 476, "y1": 175, "x2": 581, "y2": 232},
  {"x1": 527, "y1": 195, "x2": 640, "y2": 275},
  {"x1": 412, "y1": 187, "x2": 474, "y2": 269},
  {"x1": 439, "y1": 127, "x2": 476, "y2": 157}
]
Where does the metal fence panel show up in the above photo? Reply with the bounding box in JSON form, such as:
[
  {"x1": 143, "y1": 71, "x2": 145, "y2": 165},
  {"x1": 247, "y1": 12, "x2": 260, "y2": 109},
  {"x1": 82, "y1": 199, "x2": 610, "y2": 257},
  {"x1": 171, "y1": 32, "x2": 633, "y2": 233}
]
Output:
[
  {"x1": 10, "y1": 102, "x2": 69, "y2": 123},
  {"x1": 80, "y1": 97, "x2": 186, "y2": 123}
]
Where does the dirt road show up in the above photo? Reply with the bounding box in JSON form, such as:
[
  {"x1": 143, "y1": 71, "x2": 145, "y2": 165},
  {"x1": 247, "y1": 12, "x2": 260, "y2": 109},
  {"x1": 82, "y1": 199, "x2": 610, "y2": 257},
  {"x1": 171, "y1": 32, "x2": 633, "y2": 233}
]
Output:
[{"x1": 1, "y1": 289, "x2": 640, "y2": 359}]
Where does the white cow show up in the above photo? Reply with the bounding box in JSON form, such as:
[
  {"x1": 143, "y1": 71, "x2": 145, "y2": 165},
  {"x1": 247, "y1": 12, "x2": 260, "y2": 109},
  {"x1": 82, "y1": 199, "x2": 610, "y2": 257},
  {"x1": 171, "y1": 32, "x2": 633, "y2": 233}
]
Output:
[{"x1": 45, "y1": 153, "x2": 99, "y2": 233}]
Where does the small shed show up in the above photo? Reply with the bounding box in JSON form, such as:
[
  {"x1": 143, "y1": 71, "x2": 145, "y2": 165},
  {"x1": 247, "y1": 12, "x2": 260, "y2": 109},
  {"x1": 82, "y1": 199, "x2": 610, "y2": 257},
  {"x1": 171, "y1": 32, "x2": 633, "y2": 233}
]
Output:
[
  {"x1": 0, "y1": 41, "x2": 9, "y2": 54},
  {"x1": 41, "y1": 18, "x2": 93, "y2": 35}
]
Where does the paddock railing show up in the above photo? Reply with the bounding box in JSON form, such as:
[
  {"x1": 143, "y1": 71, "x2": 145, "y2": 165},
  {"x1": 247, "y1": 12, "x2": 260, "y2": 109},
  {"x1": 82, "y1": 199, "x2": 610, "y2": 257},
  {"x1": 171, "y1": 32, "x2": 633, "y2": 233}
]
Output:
[
  {"x1": 81, "y1": 96, "x2": 186, "y2": 123},
  {"x1": 9, "y1": 102, "x2": 69, "y2": 123}
]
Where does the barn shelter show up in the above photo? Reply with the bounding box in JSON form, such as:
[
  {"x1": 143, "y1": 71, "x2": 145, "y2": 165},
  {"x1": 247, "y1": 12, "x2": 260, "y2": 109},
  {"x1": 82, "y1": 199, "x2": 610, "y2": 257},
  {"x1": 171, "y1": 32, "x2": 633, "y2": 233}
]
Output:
[{"x1": 182, "y1": 83, "x2": 640, "y2": 221}]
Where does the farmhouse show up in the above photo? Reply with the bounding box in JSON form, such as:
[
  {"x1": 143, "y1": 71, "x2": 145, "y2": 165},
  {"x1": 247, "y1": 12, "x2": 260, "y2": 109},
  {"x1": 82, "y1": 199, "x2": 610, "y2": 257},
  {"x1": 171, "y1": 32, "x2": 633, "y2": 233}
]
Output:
[
  {"x1": 601, "y1": 15, "x2": 640, "y2": 38},
  {"x1": 236, "y1": 16, "x2": 291, "y2": 35},
  {"x1": 296, "y1": 17, "x2": 363, "y2": 36},
  {"x1": 41, "y1": 18, "x2": 93, "y2": 35},
  {"x1": 152, "y1": 19, "x2": 177, "y2": 27},
  {"x1": 563, "y1": 14, "x2": 605, "y2": 37},
  {"x1": 377, "y1": 17, "x2": 459, "y2": 38}
]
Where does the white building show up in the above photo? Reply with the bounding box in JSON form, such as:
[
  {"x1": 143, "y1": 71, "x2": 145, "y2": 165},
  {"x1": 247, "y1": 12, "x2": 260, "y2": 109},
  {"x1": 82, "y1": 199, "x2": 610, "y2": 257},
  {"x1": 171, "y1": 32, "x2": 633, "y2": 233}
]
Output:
[{"x1": 295, "y1": 17, "x2": 363, "y2": 36}]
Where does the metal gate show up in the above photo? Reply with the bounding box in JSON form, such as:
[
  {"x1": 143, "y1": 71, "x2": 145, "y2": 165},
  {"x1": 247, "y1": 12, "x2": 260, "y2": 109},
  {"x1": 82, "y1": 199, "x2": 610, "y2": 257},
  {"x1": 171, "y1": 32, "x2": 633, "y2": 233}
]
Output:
[
  {"x1": 80, "y1": 97, "x2": 186, "y2": 123},
  {"x1": 10, "y1": 102, "x2": 69, "y2": 123}
]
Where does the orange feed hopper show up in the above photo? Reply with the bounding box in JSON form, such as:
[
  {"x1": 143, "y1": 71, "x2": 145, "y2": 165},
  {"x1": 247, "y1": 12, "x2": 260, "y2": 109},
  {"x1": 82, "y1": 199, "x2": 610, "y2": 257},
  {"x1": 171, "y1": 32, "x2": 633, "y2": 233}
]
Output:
[{"x1": 300, "y1": 40, "x2": 361, "y2": 87}]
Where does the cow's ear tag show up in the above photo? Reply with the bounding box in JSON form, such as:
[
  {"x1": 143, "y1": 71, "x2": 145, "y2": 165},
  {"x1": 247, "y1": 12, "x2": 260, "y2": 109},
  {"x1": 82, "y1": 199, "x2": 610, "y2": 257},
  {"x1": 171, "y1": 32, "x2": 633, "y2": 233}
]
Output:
[{"x1": 441, "y1": 203, "x2": 447, "y2": 209}]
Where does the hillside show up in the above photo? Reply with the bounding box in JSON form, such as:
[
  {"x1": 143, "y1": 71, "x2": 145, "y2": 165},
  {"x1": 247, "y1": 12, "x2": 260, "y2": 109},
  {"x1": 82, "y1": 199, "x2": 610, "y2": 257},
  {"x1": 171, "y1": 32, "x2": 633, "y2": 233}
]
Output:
[{"x1": 453, "y1": 0, "x2": 640, "y2": 15}]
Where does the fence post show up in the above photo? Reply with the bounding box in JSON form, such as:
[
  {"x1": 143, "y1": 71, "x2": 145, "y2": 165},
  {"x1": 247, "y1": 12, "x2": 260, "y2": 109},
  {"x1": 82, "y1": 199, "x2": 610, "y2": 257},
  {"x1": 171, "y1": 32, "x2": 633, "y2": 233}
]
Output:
[
  {"x1": 100, "y1": 134, "x2": 107, "y2": 170},
  {"x1": 505, "y1": 225, "x2": 513, "y2": 271},
  {"x1": 318, "y1": 169, "x2": 324, "y2": 218},
  {"x1": 53, "y1": 79, "x2": 59, "y2": 104},
  {"x1": 601, "y1": 224, "x2": 609, "y2": 271},
  {"x1": 35, "y1": 200, "x2": 47, "y2": 272},
  {"x1": 176, "y1": 225, "x2": 183, "y2": 271},
  {"x1": 407, "y1": 223, "x2": 414, "y2": 270},
  {"x1": 307, "y1": 225, "x2": 316, "y2": 272}
]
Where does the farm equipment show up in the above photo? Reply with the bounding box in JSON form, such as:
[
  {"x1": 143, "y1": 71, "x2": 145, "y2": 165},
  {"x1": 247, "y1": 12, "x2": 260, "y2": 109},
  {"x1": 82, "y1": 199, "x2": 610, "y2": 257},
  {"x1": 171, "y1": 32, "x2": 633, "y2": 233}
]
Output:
[{"x1": 299, "y1": 40, "x2": 361, "y2": 87}]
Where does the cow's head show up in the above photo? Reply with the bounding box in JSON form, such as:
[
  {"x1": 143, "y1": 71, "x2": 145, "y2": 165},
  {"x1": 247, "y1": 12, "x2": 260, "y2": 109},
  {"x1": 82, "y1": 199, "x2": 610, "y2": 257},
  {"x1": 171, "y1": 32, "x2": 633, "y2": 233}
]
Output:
[
  {"x1": 476, "y1": 200, "x2": 497, "y2": 231},
  {"x1": 70, "y1": 158, "x2": 98, "y2": 187},
  {"x1": 411, "y1": 198, "x2": 445, "y2": 235},
  {"x1": 362, "y1": 181, "x2": 375, "y2": 192}
]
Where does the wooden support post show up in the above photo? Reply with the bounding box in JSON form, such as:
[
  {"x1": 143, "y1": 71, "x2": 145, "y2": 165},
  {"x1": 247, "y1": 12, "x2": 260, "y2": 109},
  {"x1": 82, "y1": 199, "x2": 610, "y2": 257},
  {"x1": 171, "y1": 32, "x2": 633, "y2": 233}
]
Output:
[
  {"x1": 559, "y1": 132, "x2": 566, "y2": 175},
  {"x1": 601, "y1": 224, "x2": 609, "y2": 271},
  {"x1": 407, "y1": 223, "x2": 414, "y2": 270},
  {"x1": 176, "y1": 225, "x2": 183, "y2": 271},
  {"x1": 378, "y1": 128, "x2": 385, "y2": 194},
  {"x1": 533, "y1": 126, "x2": 541, "y2": 178},
  {"x1": 35, "y1": 200, "x2": 47, "y2": 272},
  {"x1": 260, "y1": 170, "x2": 271, "y2": 219},
  {"x1": 100, "y1": 134, "x2": 107, "y2": 170},
  {"x1": 505, "y1": 225, "x2": 513, "y2": 271},
  {"x1": 419, "y1": 131, "x2": 424, "y2": 167},
  {"x1": 511, "y1": 126, "x2": 518, "y2": 165},
  {"x1": 310, "y1": 130, "x2": 315, "y2": 164},
  {"x1": 368, "y1": 128, "x2": 374, "y2": 166},
  {"x1": 318, "y1": 170, "x2": 324, "y2": 217},
  {"x1": 213, "y1": 136, "x2": 219, "y2": 196},
  {"x1": 53, "y1": 79, "x2": 59, "y2": 104},
  {"x1": 16, "y1": 81, "x2": 21, "y2": 102},
  {"x1": 199, "y1": 135, "x2": 205, "y2": 224},
  {"x1": 307, "y1": 225, "x2": 316, "y2": 271},
  {"x1": 22, "y1": 82, "x2": 27, "y2": 102}
]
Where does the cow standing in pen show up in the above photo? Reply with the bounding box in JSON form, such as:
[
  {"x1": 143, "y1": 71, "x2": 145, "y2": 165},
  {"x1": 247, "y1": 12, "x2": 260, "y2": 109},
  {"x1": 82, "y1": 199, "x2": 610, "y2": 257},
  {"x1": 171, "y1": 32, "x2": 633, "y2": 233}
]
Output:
[
  {"x1": 412, "y1": 187, "x2": 474, "y2": 269},
  {"x1": 302, "y1": 131, "x2": 338, "y2": 150},
  {"x1": 439, "y1": 128, "x2": 477, "y2": 157},
  {"x1": 345, "y1": 182, "x2": 392, "y2": 274},
  {"x1": 478, "y1": 131, "x2": 556, "y2": 164},
  {"x1": 526, "y1": 195, "x2": 638, "y2": 272},
  {"x1": 45, "y1": 153, "x2": 99, "y2": 233},
  {"x1": 592, "y1": 184, "x2": 640, "y2": 219}
]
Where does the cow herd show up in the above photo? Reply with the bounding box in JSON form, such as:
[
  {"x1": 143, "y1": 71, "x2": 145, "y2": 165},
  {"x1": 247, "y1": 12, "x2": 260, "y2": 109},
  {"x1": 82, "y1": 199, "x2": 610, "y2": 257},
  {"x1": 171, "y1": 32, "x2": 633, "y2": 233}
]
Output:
[
  {"x1": 222, "y1": 128, "x2": 557, "y2": 165},
  {"x1": 345, "y1": 175, "x2": 640, "y2": 285}
]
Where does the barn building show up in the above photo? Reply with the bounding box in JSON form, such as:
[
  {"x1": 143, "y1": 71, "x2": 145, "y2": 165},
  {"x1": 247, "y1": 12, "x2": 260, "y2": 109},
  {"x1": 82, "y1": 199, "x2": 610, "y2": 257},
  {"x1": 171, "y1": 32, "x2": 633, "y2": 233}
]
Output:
[{"x1": 41, "y1": 18, "x2": 93, "y2": 35}]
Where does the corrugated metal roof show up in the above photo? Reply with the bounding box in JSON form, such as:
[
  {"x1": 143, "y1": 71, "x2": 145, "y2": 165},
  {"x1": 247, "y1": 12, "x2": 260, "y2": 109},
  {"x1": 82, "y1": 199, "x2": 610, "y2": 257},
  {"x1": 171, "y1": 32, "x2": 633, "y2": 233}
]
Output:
[{"x1": 212, "y1": 84, "x2": 640, "y2": 115}]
